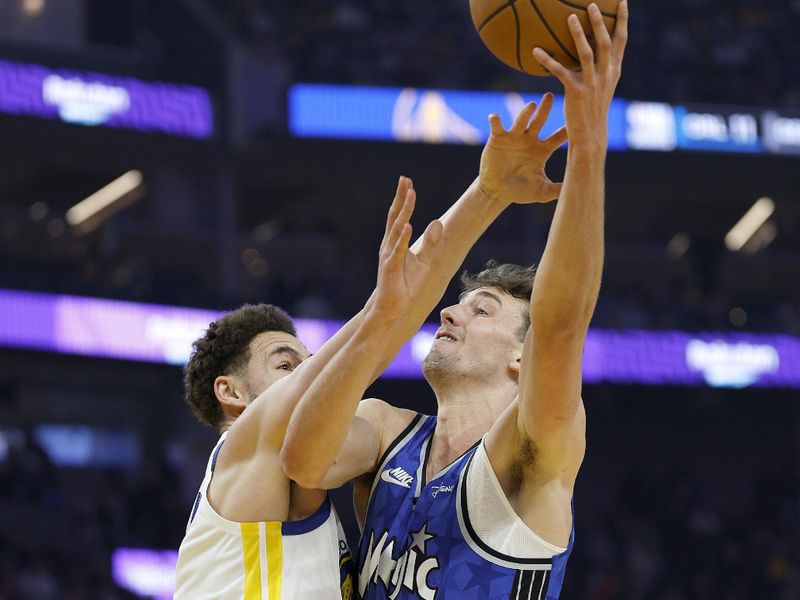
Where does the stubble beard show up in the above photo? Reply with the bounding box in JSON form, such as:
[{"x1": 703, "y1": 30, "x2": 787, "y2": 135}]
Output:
[{"x1": 422, "y1": 350, "x2": 467, "y2": 389}]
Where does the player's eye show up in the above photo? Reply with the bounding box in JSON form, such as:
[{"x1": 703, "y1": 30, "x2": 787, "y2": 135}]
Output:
[
  {"x1": 277, "y1": 362, "x2": 292, "y2": 371},
  {"x1": 476, "y1": 307, "x2": 489, "y2": 316}
]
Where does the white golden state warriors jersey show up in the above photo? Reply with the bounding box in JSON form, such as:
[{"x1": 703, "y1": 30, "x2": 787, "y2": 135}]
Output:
[{"x1": 175, "y1": 433, "x2": 355, "y2": 600}]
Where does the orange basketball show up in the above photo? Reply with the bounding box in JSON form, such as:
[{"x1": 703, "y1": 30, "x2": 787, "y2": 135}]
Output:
[{"x1": 470, "y1": 0, "x2": 619, "y2": 76}]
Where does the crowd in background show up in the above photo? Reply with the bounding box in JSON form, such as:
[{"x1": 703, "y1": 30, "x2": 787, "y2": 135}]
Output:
[
  {"x1": 0, "y1": 431, "x2": 184, "y2": 600},
  {"x1": 213, "y1": 0, "x2": 800, "y2": 107},
  {"x1": 3, "y1": 0, "x2": 799, "y2": 334},
  {"x1": 564, "y1": 465, "x2": 800, "y2": 599},
  {"x1": 2, "y1": 2, "x2": 800, "y2": 598},
  {"x1": 0, "y1": 413, "x2": 797, "y2": 599},
  {"x1": 2, "y1": 244, "x2": 798, "y2": 336}
]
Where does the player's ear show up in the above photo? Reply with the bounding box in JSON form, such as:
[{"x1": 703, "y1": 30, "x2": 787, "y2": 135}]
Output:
[
  {"x1": 508, "y1": 355, "x2": 522, "y2": 380},
  {"x1": 214, "y1": 375, "x2": 248, "y2": 418}
]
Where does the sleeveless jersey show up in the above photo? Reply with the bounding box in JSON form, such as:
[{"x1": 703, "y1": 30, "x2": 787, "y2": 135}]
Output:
[
  {"x1": 357, "y1": 414, "x2": 574, "y2": 600},
  {"x1": 175, "y1": 432, "x2": 356, "y2": 600}
]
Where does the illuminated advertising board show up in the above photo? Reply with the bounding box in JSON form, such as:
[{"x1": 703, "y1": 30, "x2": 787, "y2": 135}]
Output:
[
  {"x1": 2, "y1": 289, "x2": 799, "y2": 389},
  {"x1": 0, "y1": 59, "x2": 213, "y2": 138},
  {"x1": 290, "y1": 84, "x2": 799, "y2": 156},
  {"x1": 762, "y1": 111, "x2": 800, "y2": 154},
  {"x1": 674, "y1": 105, "x2": 763, "y2": 153},
  {"x1": 289, "y1": 83, "x2": 628, "y2": 150}
]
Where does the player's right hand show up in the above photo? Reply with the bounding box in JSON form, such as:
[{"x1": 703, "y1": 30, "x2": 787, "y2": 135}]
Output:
[{"x1": 532, "y1": 0, "x2": 628, "y2": 148}]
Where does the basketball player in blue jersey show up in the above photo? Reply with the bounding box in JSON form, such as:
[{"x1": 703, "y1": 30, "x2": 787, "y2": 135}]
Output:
[
  {"x1": 281, "y1": 4, "x2": 628, "y2": 599},
  {"x1": 174, "y1": 95, "x2": 569, "y2": 597}
]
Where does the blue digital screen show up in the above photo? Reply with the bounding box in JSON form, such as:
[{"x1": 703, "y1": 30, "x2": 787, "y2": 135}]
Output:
[
  {"x1": 289, "y1": 83, "x2": 628, "y2": 150},
  {"x1": 673, "y1": 106, "x2": 764, "y2": 153},
  {"x1": 290, "y1": 84, "x2": 800, "y2": 157}
]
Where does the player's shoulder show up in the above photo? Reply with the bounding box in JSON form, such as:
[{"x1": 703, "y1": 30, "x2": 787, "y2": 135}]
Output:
[
  {"x1": 357, "y1": 398, "x2": 420, "y2": 455},
  {"x1": 357, "y1": 397, "x2": 415, "y2": 423}
]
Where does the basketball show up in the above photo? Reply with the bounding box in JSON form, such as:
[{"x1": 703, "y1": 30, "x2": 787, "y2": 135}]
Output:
[{"x1": 470, "y1": 0, "x2": 619, "y2": 76}]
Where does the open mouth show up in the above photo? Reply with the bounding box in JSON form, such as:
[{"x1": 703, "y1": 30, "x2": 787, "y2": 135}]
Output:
[{"x1": 435, "y1": 331, "x2": 458, "y2": 342}]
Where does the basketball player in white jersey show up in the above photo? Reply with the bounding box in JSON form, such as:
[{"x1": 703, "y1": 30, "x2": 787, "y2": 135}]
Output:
[
  {"x1": 174, "y1": 95, "x2": 569, "y2": 597},
  {"x1": 281, "y1": 4, "x2": 628, "y2": 598}
]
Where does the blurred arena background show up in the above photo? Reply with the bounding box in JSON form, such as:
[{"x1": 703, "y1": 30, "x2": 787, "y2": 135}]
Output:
[{"x1": 1, "y1": 0, "x2": 799, "y2": 597}]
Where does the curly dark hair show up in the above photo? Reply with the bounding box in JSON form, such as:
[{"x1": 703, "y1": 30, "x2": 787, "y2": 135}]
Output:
[
  {"x1": 460, "y1": 261, "x2": 536, "y2": 342},
  {"x1": 184, "y1": 304, "x2": 296, "y2": 431}
]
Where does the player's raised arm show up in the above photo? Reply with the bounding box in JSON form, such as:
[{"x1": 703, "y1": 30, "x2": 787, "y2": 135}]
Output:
[
  {"x1": 281, "y1": 98, "x2": 569, "y2": 490},
  {"x1": 513, "y1": 1, "x2": 628, "y2": 475}
]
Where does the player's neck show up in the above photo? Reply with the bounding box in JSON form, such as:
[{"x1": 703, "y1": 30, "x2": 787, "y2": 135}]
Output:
[{"x1": 428, "y1": 386, "x2": 511, "y2": 476}]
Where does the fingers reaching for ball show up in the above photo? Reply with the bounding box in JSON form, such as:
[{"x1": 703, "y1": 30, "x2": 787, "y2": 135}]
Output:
[
  {"x1": 532, "y1": 0, "x2": 628, "y2": 86},
  {"x1": 589, "y1": 3, "x2": 613, "y2": 74},
  {"x1": 527, "y1": 93, "x2": 555, "y2": 137},
  {"x1": 531, "y1": 1, "x2": 628, "y2": 146},
  {"x1": 488, "y1": 113, "x2": 505, "y2": 137},
  {"x1": 490, "y1": 93, "x2": 557, "y2": 140},
  {"x1": 569, "y1": 13, "x2": 596, "y2": 82},
  {"x1": 510, "y1": 101, "x2": 538, "y2": 134},
  {"x1": 611, "y1": 0, "x2": 629, "y2": 71}
]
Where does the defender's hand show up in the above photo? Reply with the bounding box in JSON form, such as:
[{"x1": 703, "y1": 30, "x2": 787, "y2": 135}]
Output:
[
  {"x1": 478, "y1": 92, "x2": 568, "y2": 206},
  {"x1": 371, "y1": 177, "x2": 443, "y2": 320}
]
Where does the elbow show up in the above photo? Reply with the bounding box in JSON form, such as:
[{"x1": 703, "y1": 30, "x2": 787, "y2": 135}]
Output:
[{"x1": 280, "y1": 445, "x2": 324, "y2": 490}]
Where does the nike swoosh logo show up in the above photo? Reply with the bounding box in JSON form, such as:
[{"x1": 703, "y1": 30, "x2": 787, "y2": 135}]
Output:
[{"x1": 381, "y1": 469, "x2": 412, "y2": 488}]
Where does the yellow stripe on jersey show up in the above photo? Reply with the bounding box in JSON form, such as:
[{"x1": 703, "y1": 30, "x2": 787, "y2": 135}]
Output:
[
  {"x1": 265, "y1": 522, "x2": 283, "y2": 599},
  {"x1": 240, "y1": 522, "x2": 263, "y2": 600}
]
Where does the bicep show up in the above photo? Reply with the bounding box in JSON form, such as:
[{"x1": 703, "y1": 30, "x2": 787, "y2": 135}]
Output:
[
  {"x1": 517, "y1": 329, "x2": 586, "y2": 476},
  {"x1": 316, "y1": 405, "x2": 384, "y2": 490}
]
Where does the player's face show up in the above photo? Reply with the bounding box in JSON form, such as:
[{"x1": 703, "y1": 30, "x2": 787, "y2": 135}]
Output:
[
  {"x1": 242, "y1": 331, "x2": 310, "y2": 400},
  {"x1": 424, "y1": 287, "x2": 526, "y2": 380}
]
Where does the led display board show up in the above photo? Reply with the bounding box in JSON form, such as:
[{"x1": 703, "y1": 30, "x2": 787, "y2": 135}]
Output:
[
  {"x1": 0, "y1": 59, "x2": 213, "y2": 138},
  {"x1": 2, "y1": 289, "x2": 798, "y2": 389}
]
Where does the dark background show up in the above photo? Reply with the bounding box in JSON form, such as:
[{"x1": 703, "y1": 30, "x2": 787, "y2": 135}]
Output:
[{"x1": 0, "y1": 0, "x2": 798, "y2": 598}]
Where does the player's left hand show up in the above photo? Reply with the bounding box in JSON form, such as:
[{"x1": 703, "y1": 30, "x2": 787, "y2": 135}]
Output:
[
  {"x1": 371, "y1": 176, "x2": 443, "y2": 320},
  {"x1": 478, "y1": 92, "x2": 568, "y2": 205}
]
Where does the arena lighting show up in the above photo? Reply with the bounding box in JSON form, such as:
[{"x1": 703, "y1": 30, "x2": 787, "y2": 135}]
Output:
[
  {"x1": 742, "y1": 221, "x2": 778, "y2": 254},
  {"x1": 65, "y1": 170, "x2": 144, "y2": 235},
  {"x1": 22, "y1": 0, "x2": 45, "y2": 17},
  {"x1": 724, "y1": 197, "x2": 775, "y2": 252},
  {"x1": 112, "y1": 548, "x2": 176, "y2": 599},
  {"x1": 667, "y1": 232, "x2": 691, "y2": 259}
]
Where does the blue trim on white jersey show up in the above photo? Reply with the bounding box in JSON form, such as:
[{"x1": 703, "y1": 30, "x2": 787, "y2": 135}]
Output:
[{"x1": 281, "y1": 496, "x2": 333, "y2": 536}]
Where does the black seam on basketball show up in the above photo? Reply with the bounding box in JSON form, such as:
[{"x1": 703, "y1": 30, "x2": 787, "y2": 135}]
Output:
[
  {"x1": 477, "y1": 0, "x2": 516, "y2": 32},
  {"x1": 555, "y1": 0, "x2": 617, "y2": 19},
  {"x1": 528, "y1": 0, "x2": 580, "y2": 65},
  {"x1": 511, "y1": 2, "x2": 523, "y2": 70}
]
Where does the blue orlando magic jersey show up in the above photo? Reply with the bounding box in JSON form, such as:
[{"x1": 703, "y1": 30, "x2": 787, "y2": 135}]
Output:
[{"x1": 357, "y1": 414, "x2": 574, "y2": 600}]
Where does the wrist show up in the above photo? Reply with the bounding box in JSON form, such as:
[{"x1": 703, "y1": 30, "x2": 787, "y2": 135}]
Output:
[
  {"x1": 568, "y1": 131, "x2": 608, "y2": 149},
  {"x1": 363, "y1": 301, "x2": 405, "y2": 329},
  {"x1": 474, "y1": 177, "x2": 513, "y2": 212},
  {"x1": 566, "y1": 136, "x2": 608, "y2": 163}
]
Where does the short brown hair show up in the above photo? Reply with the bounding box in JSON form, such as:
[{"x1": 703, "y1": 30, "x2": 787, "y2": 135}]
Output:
[
  {"x1": 460, "y1": 261, "x2": 536, "y2": 341},
  {"x1": 184, "y1": 304, "x2": 296, "y2": 431}
]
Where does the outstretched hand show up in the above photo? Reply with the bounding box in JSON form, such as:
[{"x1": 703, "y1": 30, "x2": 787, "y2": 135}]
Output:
[
  {"x1": 533, "y1": 0, "x2": 628, "y2": 146},
  {"x1": 371, "y1": 176, "x2": 443, "y2": 320},
  {"x1": 478, "y1": 92, "x2": 568, "y2": 206}
]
